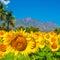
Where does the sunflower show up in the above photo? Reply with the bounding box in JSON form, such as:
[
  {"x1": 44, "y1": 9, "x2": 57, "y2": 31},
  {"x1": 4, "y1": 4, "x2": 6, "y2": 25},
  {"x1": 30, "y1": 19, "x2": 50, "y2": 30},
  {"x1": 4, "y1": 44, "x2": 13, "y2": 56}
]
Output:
[
  {"x1": 50, "y1": 42, "x2": 59, "y2": 52},
  {"x1": 16, "y1": 29, "x2": 27, "y2": 37},
  {"x1": 34, "y1": 32, "x2": 42, "y2": 40},
  {"x1": 49, "y1": 31, "x2": 56, "y2": 37},
  {"x1": 9, "y1": 30, "x2": 16, "y2": 35},
  {"x1": 3, "y1": 32, "x2": 16, "y2": 45},
  {"x1": 29, "y1": 37, "x2": 39, "y2": 53},
  {"x1": 44, "y1": 33, "x2": 50, "y2": 41},
  {"x1": 49, "y1": 36, "x2": 58, "y2": 44},
  {"x1": 41, "y1": 32, "x2": 46, "y2": 37},
  {"x1": 10, "y1": 37, "x2": 27, "y2": 51},
  {"x1": 36, "y1": 36, "x2": 45, "y2": 49},
  {"x1": 9, "y1": 35, "x2": 34, "y2": 56},
  {"x1": 34, "y1": 32, "x2": 41, "y2": 36},
  {"x1": 0, "y1": 44, "x2": 11, "y2": 58},
  {"x1": 0, "y1": 44, "x2": 6, "y2": 52},
  {"x1": 0, "y1": 30, "x2": 6, "y2": 37},
  {"x1": 0, "y1": 30, "x2": 6, "y2": 44},
  {"x1": 26, "y1": 32, "x2": 39, "y2": 53}
]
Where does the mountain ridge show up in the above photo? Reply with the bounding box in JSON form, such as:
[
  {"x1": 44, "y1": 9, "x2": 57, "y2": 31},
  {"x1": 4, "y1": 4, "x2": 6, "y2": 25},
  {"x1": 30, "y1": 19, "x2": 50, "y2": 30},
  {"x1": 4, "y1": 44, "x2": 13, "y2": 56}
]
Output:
[{"x1": 16, "y1": 17, "x2": 57, "y2": 31}]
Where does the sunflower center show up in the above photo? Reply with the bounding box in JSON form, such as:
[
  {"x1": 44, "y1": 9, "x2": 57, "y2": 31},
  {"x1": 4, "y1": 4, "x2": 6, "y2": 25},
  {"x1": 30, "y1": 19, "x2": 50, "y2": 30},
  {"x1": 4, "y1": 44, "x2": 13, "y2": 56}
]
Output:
[
  {"x1": 10, "y1": 37, "x2": 27, "y2": 51},
  {"x1": 0, "y1": 31, "x2": 4, "y2": 35},
  {"x1": 17, "y1": 42, "x2": 21, "y2": 46},
  {"x1": 0, "y1": 44, "x2": 6, "y2": 52},
  {"x1": 46, "y1": 34, "x2": 50, "y2": 39},
  {"x1": 51, "y1": 43, "x2": 57, "y2": 49},
  {"x1": 51, "y1": 37, "x2": 56, "y2": 42},
  {"x1": 50, "y1": 32, "x2": 54, "y2": 35},
  {"x1": 40, "y1": 40, "x2": 44, "y2": 45}
]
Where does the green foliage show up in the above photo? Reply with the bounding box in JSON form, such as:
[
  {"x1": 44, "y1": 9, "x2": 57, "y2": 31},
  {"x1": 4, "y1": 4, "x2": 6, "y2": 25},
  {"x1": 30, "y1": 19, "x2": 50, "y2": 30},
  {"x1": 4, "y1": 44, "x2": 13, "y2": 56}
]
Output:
[
  {"x1": 16, "y1": 26, "x2": 40, "y2": 33},
  {"x1": 0, "y1": 2, "x2": 16, "y2": 31},
  {"x1": 0, "y1": 2, "x2": 5, "y2": 20},
  {"x1": 0, "y1": 52, "x2": 30, "y2": 60},
  {"x1": 28, "y1": 47, "x2": 60, "y2": 60},
  {"x1": 16, "y1": 26, "x2": 25, "y2": 31},
  {"x1": 29, "y1": 26, "x2": 40, "y2": 32},
  {"x1": 54, "y1": 28, "x2": 60, "y2": 34},
  {"x1": 0, "y1": 48, "x2": 60, "y2": 60}
]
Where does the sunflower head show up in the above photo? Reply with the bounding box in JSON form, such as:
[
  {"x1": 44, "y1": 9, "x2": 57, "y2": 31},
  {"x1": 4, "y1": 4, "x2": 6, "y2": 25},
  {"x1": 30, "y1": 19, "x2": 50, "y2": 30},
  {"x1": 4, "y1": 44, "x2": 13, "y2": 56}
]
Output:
[
  {"x1": 50, "y1": 42, "x2": 59, "y2": 52},
  {"x1": 39, "y1": 39, "x2": 45, "y2": 48},
  {"x1": 0, "y1": 30, "x2": 6, "y2": 38},
  {"x1": 51, "y1": 37, "x2": 56, "y2": 42},
  {"x1": 0, "y1": 44, "x2": 6, "y2": 52},
  {"x1": 0, "y1": 30, "x2": 5, "y2": 35},
  {"x1": 3, "y1": 32, "x2": 16, "y2": 44},
  {"x1": 10, "y1": 37, "x2": 27, "y2": 51},
  {"x1": 49, "y1": 36, "x2": 58, "y2": 44},
  {"x1": 49, "y1": 31, "x2": 56, "y2": 36},
  {"x1": 0, "y1": 44, "x2": 8, "y2": 58},
  {"x1": 45, "y1": 34, "x2": 50, "y2": 39},
  {"x1": 34, "y1": 32, "x2": 41, "y2": 36},
  {"x1": 41, "y1": 32, "x2": 46, "y2": 36}
]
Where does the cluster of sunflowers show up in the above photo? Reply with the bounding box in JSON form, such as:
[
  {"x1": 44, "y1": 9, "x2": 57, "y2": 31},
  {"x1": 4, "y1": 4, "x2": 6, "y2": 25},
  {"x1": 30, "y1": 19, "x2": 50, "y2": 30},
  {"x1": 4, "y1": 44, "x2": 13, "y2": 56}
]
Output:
[{"x1": 0, "y1": 29, "x2": 60, "y2": 59}]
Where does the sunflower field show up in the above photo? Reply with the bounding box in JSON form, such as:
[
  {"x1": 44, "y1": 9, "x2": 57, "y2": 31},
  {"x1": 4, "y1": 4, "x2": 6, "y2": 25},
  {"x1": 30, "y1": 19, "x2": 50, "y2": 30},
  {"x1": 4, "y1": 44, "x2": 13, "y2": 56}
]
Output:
[
  {"x1": 0, "y1": 29, "x2": 60, "y2": 60},
  {"x1": 0, "y1": 1, "x2": 60, "y2": 60}
]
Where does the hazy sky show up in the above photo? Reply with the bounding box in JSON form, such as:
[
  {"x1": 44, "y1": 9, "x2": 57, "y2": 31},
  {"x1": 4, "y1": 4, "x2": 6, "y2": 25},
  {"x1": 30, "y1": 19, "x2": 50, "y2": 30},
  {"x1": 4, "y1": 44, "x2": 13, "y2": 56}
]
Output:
[{"x1": 7, "y1": 0, "x2": 60, "y2": 27}]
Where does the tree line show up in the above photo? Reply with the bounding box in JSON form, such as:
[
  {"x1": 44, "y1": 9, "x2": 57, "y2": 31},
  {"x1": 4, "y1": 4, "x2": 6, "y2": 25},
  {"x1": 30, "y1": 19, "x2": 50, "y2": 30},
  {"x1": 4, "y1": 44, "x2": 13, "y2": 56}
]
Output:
[{"x1": 0, "y1": 2, "x2": 15, "y2": 31}]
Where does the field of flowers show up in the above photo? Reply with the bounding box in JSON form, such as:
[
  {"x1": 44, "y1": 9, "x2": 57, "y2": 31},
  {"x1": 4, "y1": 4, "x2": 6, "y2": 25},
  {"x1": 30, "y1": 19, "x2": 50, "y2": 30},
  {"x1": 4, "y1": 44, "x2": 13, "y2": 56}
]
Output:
[
  {"x1": 0, "y1": 1, "x2": 60, "y2": 60},
  {"x1": 0, "y1": 29, "x2": 60, "y2": 60}
]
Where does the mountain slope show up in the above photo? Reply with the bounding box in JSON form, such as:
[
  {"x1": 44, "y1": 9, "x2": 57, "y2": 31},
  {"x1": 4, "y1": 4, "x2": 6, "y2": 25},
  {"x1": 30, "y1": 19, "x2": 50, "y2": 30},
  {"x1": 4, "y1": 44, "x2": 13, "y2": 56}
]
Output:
[{"x1": 16, "y1": 18, "x2": 57, "y2": 31}]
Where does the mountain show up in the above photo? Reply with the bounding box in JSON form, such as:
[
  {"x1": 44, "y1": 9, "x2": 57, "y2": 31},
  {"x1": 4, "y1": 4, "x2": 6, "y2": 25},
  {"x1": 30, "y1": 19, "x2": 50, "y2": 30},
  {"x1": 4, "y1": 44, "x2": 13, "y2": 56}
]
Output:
[{"x1": 16, "y1": 17, "x2": 57, "y2": 31}]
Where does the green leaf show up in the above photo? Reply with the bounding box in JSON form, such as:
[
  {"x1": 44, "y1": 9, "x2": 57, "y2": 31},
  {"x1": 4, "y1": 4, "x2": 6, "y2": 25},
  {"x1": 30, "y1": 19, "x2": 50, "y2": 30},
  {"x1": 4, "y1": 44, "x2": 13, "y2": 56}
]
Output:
[
  {"x1": 25, "y1": 56, "x2": 30, "y2": 60},
  {"x1": 55, "y1": 52, "x2": 60, "y2": 56},
  {"x1": 41, "y1": 47, "x2": 50, "y2": 53},
  {"x1": 46, "y1": 57, "x2": 53, "y2": 60},
  {"x1": 38, "y1": 52, "x2": 46, "y2": 57},
  {"x1": 46, "y1": 52, "x2": 53, "y2": 57},
  {"x1": 4, "y1": 52, "x2": 15, "y2": 60},
  {"x1": 17, "y1": 53, "x2": 30, "y2": 60}
]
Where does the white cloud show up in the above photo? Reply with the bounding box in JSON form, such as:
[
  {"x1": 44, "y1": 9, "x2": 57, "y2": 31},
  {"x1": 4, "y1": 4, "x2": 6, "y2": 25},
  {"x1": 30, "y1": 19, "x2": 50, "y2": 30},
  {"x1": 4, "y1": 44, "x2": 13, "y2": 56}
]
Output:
[{"x1": 0, "y1": 0, "x2": 10, "y2": 5}]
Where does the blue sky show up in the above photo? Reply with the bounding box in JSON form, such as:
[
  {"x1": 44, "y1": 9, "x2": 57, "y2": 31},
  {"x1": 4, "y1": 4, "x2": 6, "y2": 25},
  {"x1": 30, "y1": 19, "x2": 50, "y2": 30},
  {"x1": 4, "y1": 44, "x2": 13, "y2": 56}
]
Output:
[{"x1": 7, "y1": 0, "x2": 60, "y2": 27}]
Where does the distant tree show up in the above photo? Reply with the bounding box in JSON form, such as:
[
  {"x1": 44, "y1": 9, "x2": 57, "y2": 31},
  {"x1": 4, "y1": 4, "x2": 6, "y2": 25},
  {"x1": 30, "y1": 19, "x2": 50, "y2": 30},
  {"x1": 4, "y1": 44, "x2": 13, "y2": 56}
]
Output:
[
  {"x1": 25, "y1": 26, "x2": 40, "y2": 33},
  {"x1": 54, "y1": 28, "x2": 60, "y2": 34},
  {"x1": 30, "y1": 26, "x2": 40, "y2": 32},
  {"x1": 0, "y1": 2, "x2": 4, "y2": 20},
  {"x1": 26, "y1": 27, "x2": 30, "y2": 33},
  {"x1": 16, "y1": 26, "x2": 25, "y2": 30},
  {"x1": 0, "y1": 2, "x2": 6, "y2": 30},
  {"x1": 5, "y1": 11, "x2": 16, "y2": 31},
  {"x1": 0, "y1": 2, "x2": 16, "y2": 31}
]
